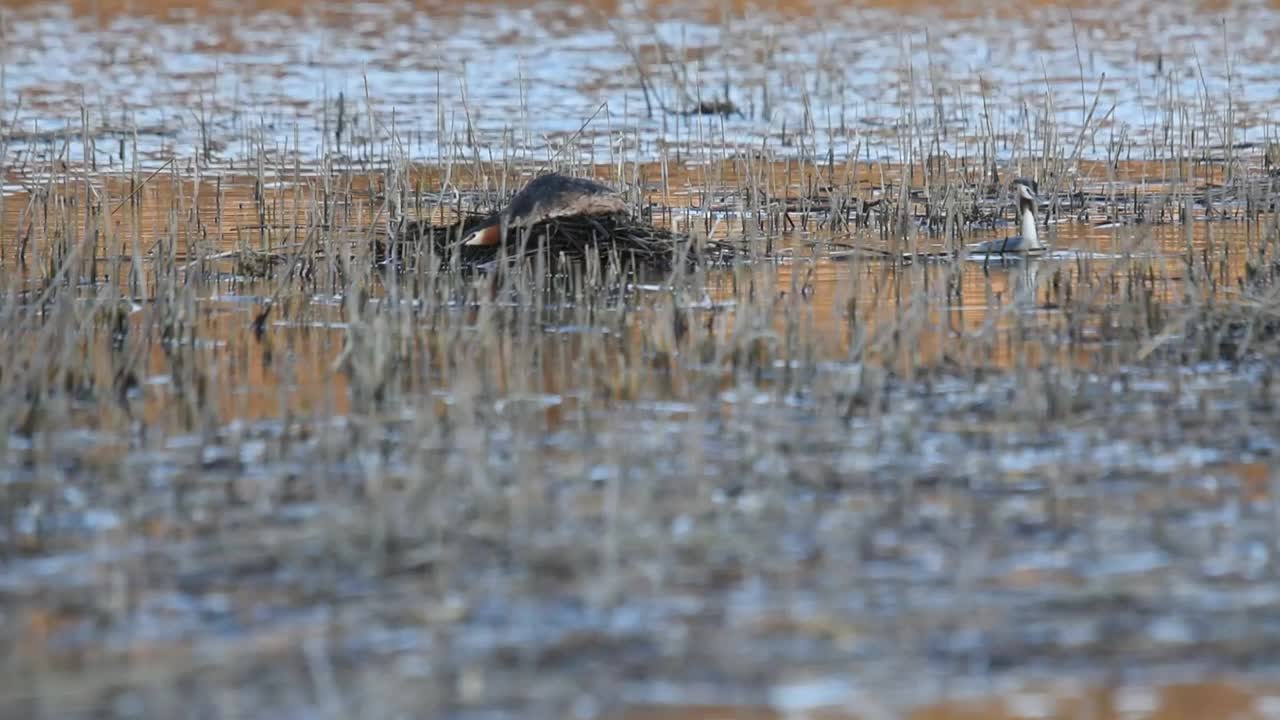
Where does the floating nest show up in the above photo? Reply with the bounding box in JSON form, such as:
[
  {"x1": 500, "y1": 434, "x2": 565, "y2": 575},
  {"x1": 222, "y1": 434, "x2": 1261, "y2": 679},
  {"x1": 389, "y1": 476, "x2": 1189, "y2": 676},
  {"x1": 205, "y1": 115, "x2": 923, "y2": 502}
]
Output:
[{"x1": 379, "y1": 212, "x2": 735, "y2": 272}]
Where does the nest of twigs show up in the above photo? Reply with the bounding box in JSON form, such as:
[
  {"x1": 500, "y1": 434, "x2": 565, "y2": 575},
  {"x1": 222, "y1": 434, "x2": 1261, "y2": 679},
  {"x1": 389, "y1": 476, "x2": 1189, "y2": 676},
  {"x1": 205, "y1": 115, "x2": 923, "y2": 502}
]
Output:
[{"x1": 379, "y1": 212, "x2": 735, "y2": 271}]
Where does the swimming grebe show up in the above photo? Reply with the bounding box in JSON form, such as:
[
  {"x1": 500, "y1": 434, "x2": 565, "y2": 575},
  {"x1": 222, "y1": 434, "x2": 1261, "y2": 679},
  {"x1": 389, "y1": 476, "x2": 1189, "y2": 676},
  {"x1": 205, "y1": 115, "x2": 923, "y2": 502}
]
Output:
[
  {"x1": 966, "y1": 178, "x2": 1043, "y2": 255},
  {"x1": 462, "y1": 173, "x2": 628, "y2": 246}
]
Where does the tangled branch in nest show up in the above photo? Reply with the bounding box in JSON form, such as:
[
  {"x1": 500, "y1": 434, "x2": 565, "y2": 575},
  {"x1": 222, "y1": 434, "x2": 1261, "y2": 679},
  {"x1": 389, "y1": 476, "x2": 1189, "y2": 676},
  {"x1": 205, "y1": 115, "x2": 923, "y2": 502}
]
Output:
[{"x1": 379, "y1": 212, "x2": 737, "y2": 271}]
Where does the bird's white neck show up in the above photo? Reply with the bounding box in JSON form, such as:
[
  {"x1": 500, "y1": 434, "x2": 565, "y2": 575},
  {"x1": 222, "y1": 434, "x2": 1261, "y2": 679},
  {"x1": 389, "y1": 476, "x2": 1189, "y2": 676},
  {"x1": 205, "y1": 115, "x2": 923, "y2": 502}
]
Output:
[{"x1": 1019, "y1": 199, "x2": 1041, "y2": 249}]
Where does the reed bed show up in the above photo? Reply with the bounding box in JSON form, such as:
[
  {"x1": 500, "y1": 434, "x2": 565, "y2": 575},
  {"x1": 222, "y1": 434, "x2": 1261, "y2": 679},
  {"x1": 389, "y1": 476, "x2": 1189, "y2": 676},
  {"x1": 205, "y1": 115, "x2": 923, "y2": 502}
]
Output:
[{"x1": 3, "y1": 9, "x2": 1280, "y2": 718}]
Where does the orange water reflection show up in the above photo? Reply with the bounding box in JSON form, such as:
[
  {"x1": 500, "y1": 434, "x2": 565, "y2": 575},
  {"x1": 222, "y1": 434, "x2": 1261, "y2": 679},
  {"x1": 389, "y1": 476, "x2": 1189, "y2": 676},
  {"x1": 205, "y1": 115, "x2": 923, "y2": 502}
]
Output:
[{"x1": 1, "y1": 163, "x2": 1263, "y2": 425}]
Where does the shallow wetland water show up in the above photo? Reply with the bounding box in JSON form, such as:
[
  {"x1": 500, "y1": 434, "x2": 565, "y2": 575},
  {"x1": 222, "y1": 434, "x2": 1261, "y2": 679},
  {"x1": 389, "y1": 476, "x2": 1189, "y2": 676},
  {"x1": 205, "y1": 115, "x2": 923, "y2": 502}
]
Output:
[{"x1": 3, "y1": 0, "x2": 1280, "y2": 718}]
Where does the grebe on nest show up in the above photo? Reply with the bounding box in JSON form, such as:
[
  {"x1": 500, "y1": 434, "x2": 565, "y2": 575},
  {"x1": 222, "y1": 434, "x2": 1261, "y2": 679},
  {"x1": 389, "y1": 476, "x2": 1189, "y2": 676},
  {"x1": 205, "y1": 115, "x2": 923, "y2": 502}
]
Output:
[
  {"x1": 966, "y1": 178, "x2": 1043, "y2": 257},
  {"x1": 462, "y1": 173, "x2": 628, "y2": 247},
  {"x1": 387, "y1": 172, "x2": 727, "y2": 270}
]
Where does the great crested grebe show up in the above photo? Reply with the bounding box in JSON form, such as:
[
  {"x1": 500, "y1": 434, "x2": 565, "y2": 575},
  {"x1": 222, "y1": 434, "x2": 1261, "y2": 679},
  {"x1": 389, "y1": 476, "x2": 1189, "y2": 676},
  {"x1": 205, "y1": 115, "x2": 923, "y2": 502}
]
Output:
[
  {"x1": 966, "y1": 178, "x2": 1043, "y2": 256},
  {"x1": 462, "y1": 173, "x2": 628, "y2": 246}
]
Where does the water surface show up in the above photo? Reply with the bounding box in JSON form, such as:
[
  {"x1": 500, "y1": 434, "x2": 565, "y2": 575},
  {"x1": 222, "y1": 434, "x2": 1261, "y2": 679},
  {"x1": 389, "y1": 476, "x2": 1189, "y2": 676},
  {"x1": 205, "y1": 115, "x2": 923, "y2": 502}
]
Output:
[{"x1": 3, "y1": 1, "x2": 1280, "y2": 718}]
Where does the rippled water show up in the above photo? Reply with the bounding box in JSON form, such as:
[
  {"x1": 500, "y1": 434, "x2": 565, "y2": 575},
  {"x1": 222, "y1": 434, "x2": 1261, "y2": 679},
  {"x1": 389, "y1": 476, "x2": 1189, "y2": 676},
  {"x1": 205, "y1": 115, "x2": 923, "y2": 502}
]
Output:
[
  {"x1": 4, "y1": 0, "x2": 1280, "y2": 163},
  {"x1": 4, "y1": 1, "x2": 1280, "y2": 719}
]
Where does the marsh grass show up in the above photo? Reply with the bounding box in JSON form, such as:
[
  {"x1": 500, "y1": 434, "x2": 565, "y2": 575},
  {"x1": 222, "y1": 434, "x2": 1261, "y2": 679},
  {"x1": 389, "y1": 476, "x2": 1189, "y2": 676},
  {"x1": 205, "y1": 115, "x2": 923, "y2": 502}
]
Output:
[{"x1": 3, "y1": 23, "x2": 1280, "y2": 719}]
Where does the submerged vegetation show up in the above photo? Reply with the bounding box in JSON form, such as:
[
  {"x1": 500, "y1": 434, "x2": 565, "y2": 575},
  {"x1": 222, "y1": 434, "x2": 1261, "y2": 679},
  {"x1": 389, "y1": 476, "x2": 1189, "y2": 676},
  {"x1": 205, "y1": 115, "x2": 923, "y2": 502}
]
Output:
[{"x1": 3, "y1": 0, "x2": 1280, "y2": 718}]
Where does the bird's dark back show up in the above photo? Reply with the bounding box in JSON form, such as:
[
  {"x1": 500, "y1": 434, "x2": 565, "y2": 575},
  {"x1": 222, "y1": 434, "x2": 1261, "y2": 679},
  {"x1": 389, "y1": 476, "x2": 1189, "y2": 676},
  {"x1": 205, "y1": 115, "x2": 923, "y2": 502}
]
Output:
[{"x1": 504, "y1": 173, "x2": 617, "y2": 222}]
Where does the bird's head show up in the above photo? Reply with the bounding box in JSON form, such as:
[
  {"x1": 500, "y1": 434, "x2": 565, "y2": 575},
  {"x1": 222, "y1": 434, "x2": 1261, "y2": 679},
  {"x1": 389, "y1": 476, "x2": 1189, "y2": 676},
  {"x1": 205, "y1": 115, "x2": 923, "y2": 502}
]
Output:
[{"x1": 1011, "y1": 178, "x2": 1038, "y2": 204}]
